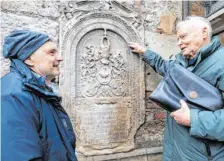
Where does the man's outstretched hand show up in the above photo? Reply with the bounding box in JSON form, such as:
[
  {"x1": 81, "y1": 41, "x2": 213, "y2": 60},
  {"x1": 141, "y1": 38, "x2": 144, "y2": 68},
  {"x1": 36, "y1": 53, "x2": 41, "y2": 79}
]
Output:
[{"x1": 128, "y1": 42, "x2": 146, "y2": 54}]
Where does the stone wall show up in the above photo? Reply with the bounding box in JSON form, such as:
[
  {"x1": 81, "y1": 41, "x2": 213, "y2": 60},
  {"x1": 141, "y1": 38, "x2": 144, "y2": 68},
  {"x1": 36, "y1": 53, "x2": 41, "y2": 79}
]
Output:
[
  {"x1": 1, "y1": 1, "x2": 181, "y2": 160},
  {"x1": 1, "y1": 1, "x2": 60, "y2": 76}
]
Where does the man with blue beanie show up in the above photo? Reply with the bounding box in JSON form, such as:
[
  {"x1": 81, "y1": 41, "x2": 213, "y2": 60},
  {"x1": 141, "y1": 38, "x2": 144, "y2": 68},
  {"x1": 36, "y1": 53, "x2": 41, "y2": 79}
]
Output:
[{"x1": 1, "y1": 30, "x2": 77, "y2": 161}]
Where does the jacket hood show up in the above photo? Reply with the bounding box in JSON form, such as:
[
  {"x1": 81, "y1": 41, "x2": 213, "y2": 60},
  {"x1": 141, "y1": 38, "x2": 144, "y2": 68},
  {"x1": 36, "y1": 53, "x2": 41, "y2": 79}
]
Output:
[{"x1": 10, "y1": 59, "x2": 60, "y2": 100}]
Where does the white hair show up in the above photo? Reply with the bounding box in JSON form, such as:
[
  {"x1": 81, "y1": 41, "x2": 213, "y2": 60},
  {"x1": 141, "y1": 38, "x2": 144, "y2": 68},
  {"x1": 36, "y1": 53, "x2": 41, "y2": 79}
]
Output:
[{"x1": 176, "y1": 16, "x2": 212, "y2": 41}]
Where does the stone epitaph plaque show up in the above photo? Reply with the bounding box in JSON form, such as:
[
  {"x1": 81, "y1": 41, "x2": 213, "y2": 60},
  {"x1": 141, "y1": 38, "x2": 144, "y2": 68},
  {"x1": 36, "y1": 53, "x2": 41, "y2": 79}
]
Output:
[{"x1": 61, "y1": 11, "x2": 145, "y2": 155}]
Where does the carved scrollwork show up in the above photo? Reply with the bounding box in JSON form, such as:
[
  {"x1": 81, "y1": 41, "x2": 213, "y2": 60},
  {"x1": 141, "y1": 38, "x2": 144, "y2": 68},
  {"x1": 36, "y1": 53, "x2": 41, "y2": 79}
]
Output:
[
  {"x1": 80, "y1": 30, "x2": 127, "y2": 98},
  {"x1": 60, "y1": 1, "x2": 143, "y2": 30}
]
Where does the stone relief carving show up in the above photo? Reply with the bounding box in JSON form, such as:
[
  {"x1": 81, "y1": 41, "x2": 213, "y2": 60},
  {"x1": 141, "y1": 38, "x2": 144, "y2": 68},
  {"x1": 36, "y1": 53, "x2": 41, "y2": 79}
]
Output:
[
  {"x1": 60, "y1": 2, "x2": 145, "y2": 155},
  {"x1": 80, "y1": 29, "x2": 126, "y2": 98},
  {"x1": 60, "y1": 1, "x2": 143, "y2": 30}
]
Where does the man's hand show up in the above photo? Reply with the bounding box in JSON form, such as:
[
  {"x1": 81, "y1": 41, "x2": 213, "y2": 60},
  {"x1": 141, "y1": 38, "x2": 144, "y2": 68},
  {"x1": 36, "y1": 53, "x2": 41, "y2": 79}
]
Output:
[
  {"x1": 170, "y1": 100, "x2": 191, "y2": 126},
  {"x1": 128, "y1": 42, "x2": 146, "y2": 54}
]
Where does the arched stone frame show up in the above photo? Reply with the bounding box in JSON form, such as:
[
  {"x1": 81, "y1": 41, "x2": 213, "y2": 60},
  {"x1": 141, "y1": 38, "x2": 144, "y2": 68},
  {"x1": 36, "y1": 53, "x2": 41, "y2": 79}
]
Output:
[{"x1": 60, "y1": 12, "x2": 145, "y2": 155}]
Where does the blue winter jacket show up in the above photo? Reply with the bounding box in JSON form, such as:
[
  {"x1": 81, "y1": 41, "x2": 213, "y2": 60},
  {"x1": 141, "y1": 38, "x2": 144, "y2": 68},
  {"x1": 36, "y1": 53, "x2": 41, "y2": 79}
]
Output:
[
  {"x1": 143, "y1": 36, "x2": 224, "y2": 161},
  {"x1": 1, "y1": 59, "x2": 77, "y2": 161}
]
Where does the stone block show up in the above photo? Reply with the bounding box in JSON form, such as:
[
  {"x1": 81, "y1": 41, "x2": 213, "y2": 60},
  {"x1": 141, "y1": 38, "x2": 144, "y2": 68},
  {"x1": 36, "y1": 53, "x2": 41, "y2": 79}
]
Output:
[
  {"x1": 75, "y1": 148, "x2": 162, "y2": 160},
  {"x1": 146, "y1": 147, "x2": 163, "y2": 155},
  {"x1": 144, "y1": 31, "x2": 180, "y2": 60},
  {"x1": 154, "y1": 112, "x2": 166, "y2": 120},
  {"x1": 1, "y1": 1, "x2": 60, "y2": 18},
  {"x1": 147, "y1": 154, "x2": 163, "y2": 161},
  {"x1": 190, "y1": 2, "x2": 205, "y2": 17},
  {"x1": 157, "y1": 13, "x2": 177, "y2": 35},
  {"x1": 145, "y1": 65, "x2": 162, "y2": 92},
  {"x1": 145, "y1": 113, "x2": 154, "y2": 122},
  {"x1": 77, "y1": 155, "x2": 94, "y2": 161},
  {"x1": 144, "y1": 32, "x2": 180, "y2": 92},
  {"x1": 135, "y1": 105, "x2": 165, "y2": 148},
  {"x1": 142, "y1": 1, "x2": 182, "y2": 32},
  {"x1": 135, "y1": 129, "x2": 164, "y2": 148},
  {"x1": 119, "y1": 155, "x2": 148, "y2": 161}
]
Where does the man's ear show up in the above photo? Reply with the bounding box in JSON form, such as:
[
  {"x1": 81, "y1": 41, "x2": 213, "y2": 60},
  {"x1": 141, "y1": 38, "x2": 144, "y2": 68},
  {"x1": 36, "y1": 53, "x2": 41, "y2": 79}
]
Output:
[
  {"x1": 24, "y1": 57, "x2": 34, "y2": 67},
  {"x1": 202, "y1": 27, "x2": 209, "y2": 39}
]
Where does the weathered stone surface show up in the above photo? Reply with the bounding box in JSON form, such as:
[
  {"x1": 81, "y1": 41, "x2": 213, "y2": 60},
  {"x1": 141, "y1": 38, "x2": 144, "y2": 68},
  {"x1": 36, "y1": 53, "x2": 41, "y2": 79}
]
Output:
[
  {"x1": 145, "y1": 64, "x2": 162, "y2": 92},
  {"x1": 1, "y1": 12, "x2": 59, "y2": 77},
  {"x1": 142, "y1": 1, "x2": 182, "y2": 32},
  {"x1": 147, "y1": 154, "x2": 163, "y2": 161},
  {"x1": 59, "y1": 1, "x2": 144, "y2": 36},
  {"x1": 190, "y1": 2, "x2": 205, "y2": 17},
  {"x1": 144, "y1": 32, "x2": 180, "y2": 92},
  {"x1": 154, "y1": 112, "x2": 166, "y2": 120},
  {"x1": 135, "y1": 97, "x2": 165, "y2": 149},
  {"x1": 60, "y1": 10, "x2": 145, "y2": 155},
  {"x1": 77, "y1": 147, "x2": 162, "y2": 161},
  {"x1": 1, "y1": 1, "x2": 60, "y2": 18},
  {"x1": 145, "y1": 31, "x2": 180, "y2": 59},
  {"x1": 135, "y1": 115, "x2": 165, "y2": 148},
  {"x1": 157, "y1": 13, "x2": 177, "y2": 34},
  {"x1": 1, "y1": 56, "x2": 11, "y2": 78},
  {"x1": 120, "y1": 155, "x2": 148, "y2": 161}
]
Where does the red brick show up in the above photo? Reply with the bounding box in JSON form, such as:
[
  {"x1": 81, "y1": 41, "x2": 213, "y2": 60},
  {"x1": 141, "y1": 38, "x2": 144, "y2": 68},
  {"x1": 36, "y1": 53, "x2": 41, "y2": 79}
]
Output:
[{"x1": 154, "y1": 112, "x2": 166, "y2": 119}]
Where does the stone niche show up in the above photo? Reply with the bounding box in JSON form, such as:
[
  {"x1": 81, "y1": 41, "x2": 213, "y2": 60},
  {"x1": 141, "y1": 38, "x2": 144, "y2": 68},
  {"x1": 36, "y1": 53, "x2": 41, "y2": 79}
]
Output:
[{"x1": 60, "y1": 2, "x2": 145, "y2": 156}]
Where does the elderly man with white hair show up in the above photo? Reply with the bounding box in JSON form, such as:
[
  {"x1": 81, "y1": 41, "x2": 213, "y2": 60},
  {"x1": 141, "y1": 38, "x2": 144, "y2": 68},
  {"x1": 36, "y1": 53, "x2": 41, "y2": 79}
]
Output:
[{"x1": 129, "y1": 16, "x2": 224, "y2": 161}]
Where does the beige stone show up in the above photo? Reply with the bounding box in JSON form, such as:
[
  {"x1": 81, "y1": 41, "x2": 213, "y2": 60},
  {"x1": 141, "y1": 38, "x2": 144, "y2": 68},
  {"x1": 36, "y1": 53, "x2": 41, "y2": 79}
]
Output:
[
  {"x1": 157, "y1": 13, "x2": 177, "y2": 35},
  {"x1": 77, "y1": 147, "x2": 162, "y2": 161},
  {"x1": 1, "y1": 1, "x2": 60, "y2": 18},
  {"x1": 144, "y1": 31, "x2": 180, "y2": 59},
  {"x1": 144, "y1": 31, "x2": 180, "y2": 92},
  {"x1": 143, "y1": 1, "x2": 182, "y2": 33},
  {"x1": 147, "y1": 154, "x2": 163, "y2": 161},
  {"x1": 190, "y1": 2, "x2": 205, "y2": 17}
]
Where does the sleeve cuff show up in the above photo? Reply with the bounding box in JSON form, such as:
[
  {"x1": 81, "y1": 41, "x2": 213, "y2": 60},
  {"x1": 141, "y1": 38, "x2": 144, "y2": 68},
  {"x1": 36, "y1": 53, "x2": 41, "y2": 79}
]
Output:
[
  {"x1": 142, "y1": 49, "x2": 157, "y2": 62},
  {"x1": 190, "y1": 109, "x2": 200, "y2": 136}
]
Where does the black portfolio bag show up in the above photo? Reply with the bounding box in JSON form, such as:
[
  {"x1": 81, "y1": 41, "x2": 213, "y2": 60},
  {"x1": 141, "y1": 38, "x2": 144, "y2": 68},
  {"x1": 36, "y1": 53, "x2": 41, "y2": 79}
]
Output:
[{"x1": 149, "y1": 64, "x2": 223, "y2": 112}]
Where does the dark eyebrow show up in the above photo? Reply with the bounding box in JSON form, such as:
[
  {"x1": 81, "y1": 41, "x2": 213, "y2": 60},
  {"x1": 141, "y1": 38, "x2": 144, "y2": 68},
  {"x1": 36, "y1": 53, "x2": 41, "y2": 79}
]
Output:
[{"x1": 49, "y1": 48, "x2": 57, "y2": 52}]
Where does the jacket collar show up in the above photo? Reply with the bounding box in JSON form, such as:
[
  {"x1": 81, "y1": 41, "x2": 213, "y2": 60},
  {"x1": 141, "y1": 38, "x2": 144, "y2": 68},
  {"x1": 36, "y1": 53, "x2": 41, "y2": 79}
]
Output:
[
  {"x1": 10, "y1": 59, "x2": 58, "y2": 98},
  {"x1": 176, "y1": 36, "x2": 222, "y2": 71}
]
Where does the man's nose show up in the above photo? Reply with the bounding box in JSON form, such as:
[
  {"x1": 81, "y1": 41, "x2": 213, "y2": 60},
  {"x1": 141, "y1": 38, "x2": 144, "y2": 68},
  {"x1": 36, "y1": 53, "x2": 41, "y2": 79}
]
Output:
[
  {"x1": 177, "y1": 39, "x2": 182, "y2": 47},
  {"x1": 56, "y1": 53, "x2": 63, "y2": 61}
]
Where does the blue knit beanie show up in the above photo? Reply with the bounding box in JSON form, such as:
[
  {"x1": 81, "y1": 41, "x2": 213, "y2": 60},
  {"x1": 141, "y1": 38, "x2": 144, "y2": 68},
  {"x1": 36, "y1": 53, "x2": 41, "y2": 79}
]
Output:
[{"x1": 3, "y1": 30, "x2": 50, "y2": 61}]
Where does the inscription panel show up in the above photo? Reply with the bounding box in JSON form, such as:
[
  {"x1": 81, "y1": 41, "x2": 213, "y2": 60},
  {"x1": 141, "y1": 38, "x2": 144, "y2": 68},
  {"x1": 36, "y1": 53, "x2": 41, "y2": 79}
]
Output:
[{"x1": 75, "y1": 98, "x2": 131, "y2": 150}]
